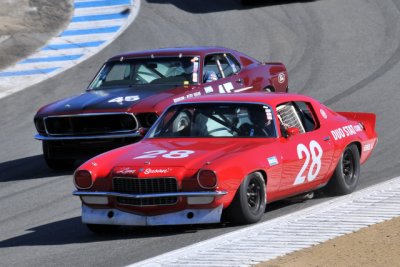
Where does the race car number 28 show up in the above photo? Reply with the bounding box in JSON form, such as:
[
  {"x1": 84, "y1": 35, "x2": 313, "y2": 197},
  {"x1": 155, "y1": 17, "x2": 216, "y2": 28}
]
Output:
[
  {"x1": 293, "y1": 140, "x2": 323, "y2": 185},
  {"x1": 133, "y1": 150, "x2": 195, "y2": 159}
]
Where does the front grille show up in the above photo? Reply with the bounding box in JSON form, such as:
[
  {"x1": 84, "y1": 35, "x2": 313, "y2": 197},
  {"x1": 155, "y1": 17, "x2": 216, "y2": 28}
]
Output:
[
  {"x1": 113, "y1": 177, "x2": 178, "y2": 206},
  {"x1": 44, "y1": 113, "x2": 138, "y2": 136}
]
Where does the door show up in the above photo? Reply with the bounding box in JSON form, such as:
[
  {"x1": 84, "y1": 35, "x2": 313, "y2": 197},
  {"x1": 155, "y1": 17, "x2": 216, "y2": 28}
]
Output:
[{"x1": 276, "y1": 101, "x2": 334, "y2": 195}]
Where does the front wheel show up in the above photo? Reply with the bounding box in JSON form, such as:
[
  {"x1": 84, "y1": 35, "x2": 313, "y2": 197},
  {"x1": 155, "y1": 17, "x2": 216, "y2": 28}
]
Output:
[
  {"x1": 325, "y1": 144, "x2": 360, "y2": 195},
  {"x1": 225, "y1": 172, "x2": 266, "y2": 224}
]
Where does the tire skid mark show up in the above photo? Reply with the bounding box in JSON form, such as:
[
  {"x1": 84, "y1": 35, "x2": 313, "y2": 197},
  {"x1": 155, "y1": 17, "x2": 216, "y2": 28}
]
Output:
[{"x1": 324, "y1": 0, "x2": 400, "y2": 105}]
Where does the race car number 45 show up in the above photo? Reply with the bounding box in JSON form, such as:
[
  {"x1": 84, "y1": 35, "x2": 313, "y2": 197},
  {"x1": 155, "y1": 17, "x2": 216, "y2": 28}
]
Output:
[{"x1": 134, "y1": 150, "x2": 195, "y2": 159}]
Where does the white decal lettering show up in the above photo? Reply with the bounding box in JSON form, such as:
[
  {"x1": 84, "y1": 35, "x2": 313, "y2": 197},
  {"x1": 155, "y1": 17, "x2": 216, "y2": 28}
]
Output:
[{"x1": 294, "y1": 140, "x2": 323, "y2": 185}]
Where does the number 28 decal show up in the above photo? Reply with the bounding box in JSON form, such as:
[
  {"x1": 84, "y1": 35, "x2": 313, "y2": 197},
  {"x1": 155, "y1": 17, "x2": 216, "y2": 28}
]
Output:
[
  {"x1": 294, "y1": 140, "x2": 323, "y2": 185},
  {"x1": 134, "y1": 150, "x2": 195, "y2": 159}
]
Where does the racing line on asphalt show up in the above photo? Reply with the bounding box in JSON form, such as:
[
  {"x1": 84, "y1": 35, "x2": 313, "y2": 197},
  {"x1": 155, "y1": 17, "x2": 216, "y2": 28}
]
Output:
[{"x1": 0, "y1": 0, "x2": 140, "y2": 99}]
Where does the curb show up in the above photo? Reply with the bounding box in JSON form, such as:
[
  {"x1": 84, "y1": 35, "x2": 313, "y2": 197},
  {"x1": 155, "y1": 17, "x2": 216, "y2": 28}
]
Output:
[
  {"x1": 129, "y1": 176, "x2": 400, "y2": 267},
  {"x1": 0, "y1": 0, "x2": 140, "y2": 99}
]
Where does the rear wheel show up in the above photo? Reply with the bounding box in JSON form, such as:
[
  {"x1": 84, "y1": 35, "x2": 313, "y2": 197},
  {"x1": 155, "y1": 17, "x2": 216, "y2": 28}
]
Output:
[
  {"x1": 43, "y1": 141, "x2": 75, "y2": 170},
  {"x1": 263, "y1": 86, "x2": 274, "y2": 93},
  {"x1": 325, "y1": 144, "x2": 360, "y2": 195},
  {"x1": 225, "y1": 172, "x2": 266, "y2": 224},
  {"x1": 86, "y1": 224, "x2": 120, "y2": 234}
]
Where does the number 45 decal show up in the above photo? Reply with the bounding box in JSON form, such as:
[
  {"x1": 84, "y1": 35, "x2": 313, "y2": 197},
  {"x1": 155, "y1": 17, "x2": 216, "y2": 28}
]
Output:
[{"x1": 293, "y1": 140, "x2": 323, "y2": 185}]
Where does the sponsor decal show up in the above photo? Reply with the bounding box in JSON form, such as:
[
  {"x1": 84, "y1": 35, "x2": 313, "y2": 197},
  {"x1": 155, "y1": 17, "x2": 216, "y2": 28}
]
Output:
[
  {"x1": 267, "y1": 156, "x2": 278, "y2": 166},
  {"x1": 192, "y1": 57, "x2": 199, "y2": 83},
  {"x1": 108, "y1": 95, "x2": 140, "y2": 103},
  {"x1": 115, "y1": 167, "x2": 136, "y2": 175},
  {"x1": 204, "y1": 86, "x2": 214, "y2": 94},
  {"x1": 142, "y1": 168, "x2": 172, "y2": 175},
  {"x1": 278, "y1": 72, "x2": 285, "y2": 83},
  {"x1": 363, "y1": 143, "x2": 374, "y2": 152},
  {"x1": 173, "y1": 92, "x2": 202, "y2": 103},
  {"x1": 354, "y1": 124, "x2": 363, "y2": 132},
  {"x1": 320, "y1": 109, "x2": 328, "y2": 119},
  {"x1": 264, "y1": 106, "x2": 273, "y2": 120},
  {"x1": 331, "y1": 125, "x2": 357, "y2": 141},
  {"x1": 223, "y1": 82, "x2": 234, "y2": 92}
]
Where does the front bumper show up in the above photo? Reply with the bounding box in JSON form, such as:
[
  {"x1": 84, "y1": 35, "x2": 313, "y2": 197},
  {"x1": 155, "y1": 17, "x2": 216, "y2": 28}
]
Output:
[
  {"x1": 34, "y1": 132, "x2": 141, "y2": 141},
  {"x1": 81, "y1": 204, "x2": 224, "y2": 226}
]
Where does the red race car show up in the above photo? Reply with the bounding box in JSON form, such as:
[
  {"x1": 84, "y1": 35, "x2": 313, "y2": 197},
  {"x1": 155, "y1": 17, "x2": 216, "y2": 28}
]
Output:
[
  {"x1": 33, "y1": 46, "x2": 288, "y2": 170},
  {"x1": 73, "y1": 93, "x2": 377, "y2": 233}
]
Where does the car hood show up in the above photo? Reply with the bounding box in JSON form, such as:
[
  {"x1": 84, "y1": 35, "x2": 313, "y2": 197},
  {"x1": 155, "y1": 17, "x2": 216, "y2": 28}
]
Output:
[
  {"x1": 110, "y1": 138, "x2": 274, "y2": 170},
  {"x1": 37, "y1": 84, "x2": 190, "y2": 115}
]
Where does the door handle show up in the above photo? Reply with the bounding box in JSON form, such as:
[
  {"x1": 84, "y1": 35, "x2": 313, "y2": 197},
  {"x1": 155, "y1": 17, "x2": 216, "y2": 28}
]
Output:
[
  {"x1": 323, "y1": 136, "x2": 330, "y2": 141},
  {"x1": 236, "y1": 78, "x2": 243, "y2": 84}
]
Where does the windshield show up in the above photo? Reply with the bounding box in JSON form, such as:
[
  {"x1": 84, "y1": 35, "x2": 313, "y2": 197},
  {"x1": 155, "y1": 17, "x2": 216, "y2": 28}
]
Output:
[
  {"x1": 89, "y1": 56, "x2": 200, "y2": 89},
  {"x1": 148, "y1": 103, "x2": 277, "y2": 138}
]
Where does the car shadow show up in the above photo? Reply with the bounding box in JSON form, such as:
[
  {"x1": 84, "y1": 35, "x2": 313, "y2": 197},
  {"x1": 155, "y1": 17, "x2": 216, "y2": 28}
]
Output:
[
  {"x1": 0, "y1": 155, "x2": 74, "y2": 182},
  {"x1": 0, "y1": 216, "x2": 236, "y2": 248},
  {"x1": 145, "y1": 0, "x2": 318, "y2": 13}
]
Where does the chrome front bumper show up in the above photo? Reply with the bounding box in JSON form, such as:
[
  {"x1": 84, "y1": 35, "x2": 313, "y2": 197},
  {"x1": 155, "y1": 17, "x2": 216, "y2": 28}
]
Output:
[
  {"x1": 34, "y1": 132, "x2": 141, "y2": 141},
  {"x1": 81, "y1": 204, "x2": 224, "y2": 226}
]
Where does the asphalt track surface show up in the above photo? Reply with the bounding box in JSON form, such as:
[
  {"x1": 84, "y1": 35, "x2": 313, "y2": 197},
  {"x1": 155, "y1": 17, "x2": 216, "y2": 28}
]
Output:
[{"x1": 1, "y1": 0, "x2": 400, "y2": 266}]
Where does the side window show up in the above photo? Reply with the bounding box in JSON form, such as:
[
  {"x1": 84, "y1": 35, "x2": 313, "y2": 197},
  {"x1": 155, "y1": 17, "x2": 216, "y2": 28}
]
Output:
[
  {"x1": 276, "y1": 102, "x2": 305, "y2": 134},
  {"x1": 203, "y1": 54, "x2": 222, "y2": 83},
  {"x1": 203, "y1": 53, "x2": 237, "y2": 83},
  {"x1": 225, "y1": 54, "x2": 241, "y2": 74},
  {"x1": 293, "y1": 101, "x2": 318, "y2": 132}
]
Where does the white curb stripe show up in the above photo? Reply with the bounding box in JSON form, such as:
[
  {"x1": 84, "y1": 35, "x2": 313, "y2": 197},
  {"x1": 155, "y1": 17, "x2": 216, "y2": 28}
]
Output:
[
  {"x1": 0, "y1": 0, "x2": 140, "y2": 99},
  {"x1": 129, "y1": 176, "x2": 400, "y2": 267}
]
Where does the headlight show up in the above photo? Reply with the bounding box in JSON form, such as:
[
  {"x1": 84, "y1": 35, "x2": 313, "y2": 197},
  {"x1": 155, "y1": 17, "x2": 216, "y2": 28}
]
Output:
[
  {"x1": 34, "y1": 118, "x2": 45, "y2": 133},
  {"x1": 74, "y1": 170, "x2": 93, "y2": 189},
  {"x1": 197, "y1": 169, "x2": 218, "y2": 189}
]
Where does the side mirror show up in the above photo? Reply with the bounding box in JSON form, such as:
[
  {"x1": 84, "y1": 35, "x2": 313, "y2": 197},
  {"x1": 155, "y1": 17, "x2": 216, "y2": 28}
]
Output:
[{"x1": 286, "y1": 127, "x2": 300, "y2": 137}]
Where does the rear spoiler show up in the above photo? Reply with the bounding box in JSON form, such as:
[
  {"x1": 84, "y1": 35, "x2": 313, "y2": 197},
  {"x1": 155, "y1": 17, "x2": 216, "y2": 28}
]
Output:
[{"x1": 337, "y1": 112, "x2": 376, "y2": 136}]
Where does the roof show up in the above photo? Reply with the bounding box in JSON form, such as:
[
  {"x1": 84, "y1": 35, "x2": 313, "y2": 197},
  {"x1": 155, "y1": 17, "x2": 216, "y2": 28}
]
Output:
[
  {"x1": 178, "y1": 92, "x2": 320, "y2": 107},
  {"x1": 109, "y1": 46, "x2": 241, "y2": 60}
]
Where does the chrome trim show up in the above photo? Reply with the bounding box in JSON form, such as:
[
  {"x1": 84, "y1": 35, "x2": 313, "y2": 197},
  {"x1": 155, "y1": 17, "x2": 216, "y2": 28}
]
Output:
[
  {"x1": 34, "y1": 131, "x2": 141, "y2": 141},
  {"x1": 43, "y1": 112, "x2": 139, "y2": 136},
  {"x1": 197, "y1": 169, "x2": 218, "y2": 190},
  {"x1": 73, "y1": 170, "x2": 93, "y2": 190},
  {"x1": 73, "y1": 190, "x2": 228, "y2": 198}
]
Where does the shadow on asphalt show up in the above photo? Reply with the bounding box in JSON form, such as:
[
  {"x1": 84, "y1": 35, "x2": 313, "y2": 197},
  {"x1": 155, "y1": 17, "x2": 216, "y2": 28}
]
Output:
[
  {"x1": 0, "y1": 155, "x2": 74, "y2": 182},
  {"x1": 0, "y1": 216, "x2": 238, "y2": 248},
  {"x1": 146, "y1": 0, "x2": 317, "y2": 13}
]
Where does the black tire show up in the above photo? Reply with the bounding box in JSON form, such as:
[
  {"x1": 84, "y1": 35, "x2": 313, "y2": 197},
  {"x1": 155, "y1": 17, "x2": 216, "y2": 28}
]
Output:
[
  {"x1": 225, "y1": 172, "x2": 266, "y2": 224},
  {"x1": 325, "y1": 144, "x2": 360, "y2": 195},
  {"x1": 86, "y1": 224, "x2": 120, "y2": 234},
  {"x1": 43, "y1": 141, "x2": 75, "y2": 170},
  {"x1": 263, "y1": 86, "x2": 274, "y2": 93}
]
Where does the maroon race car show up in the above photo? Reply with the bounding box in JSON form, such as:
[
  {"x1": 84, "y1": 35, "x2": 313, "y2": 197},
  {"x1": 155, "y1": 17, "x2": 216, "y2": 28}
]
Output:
[
  {"x1": 72, "y1": 93, "x2": 377, "y2": 232},
  {"x1": 34, "y1": 46, "x2": 288, "y2": 170}
]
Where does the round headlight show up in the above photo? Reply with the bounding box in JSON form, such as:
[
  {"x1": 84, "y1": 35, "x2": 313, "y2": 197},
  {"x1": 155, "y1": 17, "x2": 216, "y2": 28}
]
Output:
[
  {"x1": 35, "y1": 118, "x2": 45, "y2": 132},
  {"x1": 74, "y1": 170, "x2": 93, "y2": 189},
  {"x1": 197, "y1": 169, "x2": 218, "y2": 189}
]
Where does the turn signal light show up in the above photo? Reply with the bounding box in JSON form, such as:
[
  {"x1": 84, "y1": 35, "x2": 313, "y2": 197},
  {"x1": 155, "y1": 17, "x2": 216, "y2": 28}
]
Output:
[
  {"x1": 197, "y1": 170, "x2": 217, "y2": 189},
  {"x1": 74, "y1": 170, "x2": 93, "y2": 189}
]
